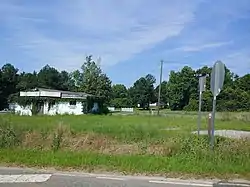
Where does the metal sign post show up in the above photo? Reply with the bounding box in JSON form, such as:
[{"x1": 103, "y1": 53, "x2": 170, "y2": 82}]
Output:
[
  {"x1": 210, "y1": 61, "x2": 225, "y2": 149},
  {"x1": 195, "y1": 74, "x2": 208, "y2": 136}
]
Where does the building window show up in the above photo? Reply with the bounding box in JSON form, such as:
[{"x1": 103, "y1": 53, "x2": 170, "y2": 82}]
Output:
[{"x1": 69, "y1": 100, "x2": 76, "y2": 106}]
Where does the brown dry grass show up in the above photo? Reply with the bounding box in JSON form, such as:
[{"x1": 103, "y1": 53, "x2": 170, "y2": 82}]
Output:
[
  {"x1": 22, "y1": 131, "x2": 51, "y2": 150},
  {"x1": 20, "y1": 125, "x2": 178, "y2": 156},
  {"x1": 147, "y1": 142, "x2": 178, "y2": 156}
]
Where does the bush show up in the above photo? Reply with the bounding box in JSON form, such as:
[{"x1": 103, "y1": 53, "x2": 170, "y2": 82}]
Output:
[
  {"x1": 99, "y1": 106, "x2": 110, "y2": 115},
  {"x1": 0, "y1": 119, "x2": 22, "y2": 148},
  {"x1": 179, "y1": 135, "x2": 209, "y2": 155},
  {"x1": 241, "y1": 113, "x2": 250, "y2": 122},
  {"x1": 183, "y1": 99, "x2": 198, "y2": 111},
  {"x1": 220, "y1": 112, "x2": 231, "y2": 121},
  {"x1": 51, "y1": 125, "x2": 64, "y2": 152}
]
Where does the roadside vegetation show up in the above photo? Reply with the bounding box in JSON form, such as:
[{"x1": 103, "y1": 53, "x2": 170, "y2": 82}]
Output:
[
  {"x1": 0, "y1": 56, "x2": 249, "y2": 179},
  {"x1": 0, "y1": 113, "x2": 249, "y2": 179}
]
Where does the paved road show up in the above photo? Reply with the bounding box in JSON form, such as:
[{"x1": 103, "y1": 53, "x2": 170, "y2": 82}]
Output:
[{"x1": 0, "y1": 167, "x2": 249, "y2": 187}]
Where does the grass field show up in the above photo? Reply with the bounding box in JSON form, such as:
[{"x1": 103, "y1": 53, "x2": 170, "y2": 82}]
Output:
[{"x1": 0, "y1": 112, "x2": 250, "y2": 179}]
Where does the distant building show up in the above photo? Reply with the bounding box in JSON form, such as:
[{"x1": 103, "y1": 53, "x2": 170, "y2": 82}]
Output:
[{"x1": 12, "y1": 88, "x2": 98, "y2": 116}]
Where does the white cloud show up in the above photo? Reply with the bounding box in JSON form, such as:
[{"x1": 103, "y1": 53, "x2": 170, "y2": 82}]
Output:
[
  {"x1": 222, "y1": 50, "x2": 250, "y2": 75},
  {"x1": 1, "y1": 0, "x2": 249, "y2": 78},
  {"x1": 1, "y1": 0, "x2": 201, "y2": 70},
  {"x1": 176, "y1": 41, "x2": 232, "y2": 52},
  {"x1": 199, "y1": 49, "x2": 250, "y2": 76},
  {"x1": 206, "y1": 0, "x2": 250, "y2": 20}
]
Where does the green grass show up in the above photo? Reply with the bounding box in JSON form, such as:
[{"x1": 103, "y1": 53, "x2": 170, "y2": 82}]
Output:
[
  {"x1": 0, "y1": 143, "x2": 249, "y2": 179},
  {"x1": 4, "y1": 113, "x2": 250, "y2": 132},
  {"x1": 0, "y1": 113, "x2": 250, "y2": 179}
]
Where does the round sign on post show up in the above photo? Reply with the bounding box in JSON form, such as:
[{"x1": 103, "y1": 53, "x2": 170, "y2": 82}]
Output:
[
  {"x1": 210, "y1": 60, "x2": 225, "y2": 149},
  {"x1": 210, "y1": 61, "x2": 225, "y2": 97}
]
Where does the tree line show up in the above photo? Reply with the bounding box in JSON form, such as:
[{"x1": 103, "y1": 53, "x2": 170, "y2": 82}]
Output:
[{"x1": 0, "y1": 55, "x2": 249, "y2": 112}]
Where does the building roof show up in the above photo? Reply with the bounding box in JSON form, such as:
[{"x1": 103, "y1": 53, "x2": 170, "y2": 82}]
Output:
[
  {"x1": 32, "y1": 88, "x2": 93, "y2": 96},
  {"x1": 20, "y1": 87, "x2": 94, "y2": 99}
]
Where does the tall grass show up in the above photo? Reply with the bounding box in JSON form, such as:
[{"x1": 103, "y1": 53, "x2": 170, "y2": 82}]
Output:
[{"x1": 0, "y1": 114, "x2": 249, "y2": 178}]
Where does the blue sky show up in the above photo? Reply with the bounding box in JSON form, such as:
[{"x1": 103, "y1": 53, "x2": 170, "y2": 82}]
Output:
[{"x1": 1, "y1": 0, "x2": 250, "y2": 86}]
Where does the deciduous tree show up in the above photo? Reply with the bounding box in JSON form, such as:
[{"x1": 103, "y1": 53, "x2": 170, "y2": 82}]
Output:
[
  {"x1": 130, "y1": 74, "x2": 156, "y2": 109},
  {"x1": 78, "y1": 55, "x2": 112, "y2": 103}
]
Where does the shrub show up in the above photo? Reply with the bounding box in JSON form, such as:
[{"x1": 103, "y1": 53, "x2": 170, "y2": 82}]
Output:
[
  {"x1": 220, "y1": 112, "x2": 231, "y2": 121},
  {"x1": 0, "y1": 119, "x2": 22, "y2": 148},
  {"x1": 51, "y1": 125, "x2": 64, "y2": 152}
]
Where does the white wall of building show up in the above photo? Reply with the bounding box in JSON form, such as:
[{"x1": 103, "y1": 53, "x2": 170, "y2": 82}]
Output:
[
  {"x1": 14, "y1": 104, "x2": 32, "y2": 116},
  {"x1": 14, "y1": 101, "x2": 84, "y2": 116},
  {"x1": 44, "y1": 101, "x2": 83, "y2": 115}
]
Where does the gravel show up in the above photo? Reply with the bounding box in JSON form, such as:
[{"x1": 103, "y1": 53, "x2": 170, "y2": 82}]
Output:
[
  {"x1": 163, "y1": 127, "x2": 180, "y2": 131},
  {"x1": 193, "y1": 130, "x2": 250, "y2": 139}
]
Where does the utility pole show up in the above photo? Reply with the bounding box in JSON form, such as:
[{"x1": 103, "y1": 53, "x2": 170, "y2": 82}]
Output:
[{"x1": 157, "y1": 60, "x2": 163, "y2": 116}]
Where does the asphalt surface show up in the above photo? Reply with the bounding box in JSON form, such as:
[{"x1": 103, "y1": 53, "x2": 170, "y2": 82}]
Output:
[{"x1": 0, "y1": 167, "x2": 249, "y2": 187}]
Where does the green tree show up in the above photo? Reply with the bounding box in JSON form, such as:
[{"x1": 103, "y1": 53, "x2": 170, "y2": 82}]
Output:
[
  {"x1": 37, "y1": 65, "x2": 62, "y2": 89},
  {"x1": 233, "y1": 74, "x2": 250, "y2": 92},
  {"x1": 0, "y1": 63, "x2": 19, "y2": 109},
  {"x1": 155, "y1": 81, "x2": 169, "y2": 108},
  {"x1": 16, "y1": 71, "x2": 38, "y2": 91},
  {"x1": 223, "y1": 66, "x2": 235, "y2": 89},
  {"x1": 130, "y1": 74, "x2": 156, "y2": 109},
  {"x1": 216, "y1": 73, "x2": 250, "y2": 111},
  {"x1": 110, "y1": 84, "x2": 131, "y2": 108},
  {"x1": 111, "y1": 84, "x2": 127, "y2": 98},
  {"x1": 0, "y1": 61, "x2": 249, "y2": 113},
  {"x1": 78, "y1": 55, "x2": 112, "y2": 103},
  {"x1": 70, "y1": 70, "x2": 82, "y2": 90},
  {"x1": 168, "y1": 66, "x2": 196, "y2": 110},
  {"x1": 59, "y1": 70, "x2": 76, "y2": 91},
  {"x1": 217, "y1": 87, "x2": 250, "y2": 111},
  {"x1": 185, "y1": 66, "x2": 212, "y2": 111},
  {"x1": 145, "y1": 74, "x2": 157, "y2": 104}
]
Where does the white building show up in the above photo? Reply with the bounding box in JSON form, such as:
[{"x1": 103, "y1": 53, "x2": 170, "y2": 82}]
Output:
[{"x1": 13, "y1": 88, "x2": 96, "y2": 116}]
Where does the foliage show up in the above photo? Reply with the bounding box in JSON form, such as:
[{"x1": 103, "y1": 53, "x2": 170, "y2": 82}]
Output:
[
  {"x1": 0, "y1": 114, "x2": 250, "y2": 178},
  {"x1": 76, "y1": 55, "x2": 112, "y2": 104},
  {"x1": 51, "y1": 125, "x2": 64, "y2": 152},
  {"x1": 111, "y1": 84, "x2": 127, "y2": 98},
  {"x1": 0, "y1": 119, "x2": 22, "y2": 148},
  {"x1": 37, "y1": 65, "x2": 74, "y2": 91},
  {"x1": 110, "y1": 84, "x2": 132, "y2": 108},
  {"x1": 30, "y1": 102, "x2": 39, "y2": 115},
  {"x1": 166, "y1": 64, "x2": 250, "y2": 112},
  {"x1": 17, "y1": 71, "x2": 38, "y2": 91},
  {"x1": 86, "y1": 96, "x2": 110, "y2": 115},
  {"x1": 0, "y1": 58, "x2": 249, "y2": 112},
  {"x1": 168, "y1": 66, "x2": 196, "y2": 110},
  {"x1": 0, "y1": 64, "x2": 19, "y2": 110},
  {"x1": 37, "y1": 65, "x2": 61, "y2": 89},
  {"x1": 129, "y1": 74, "x2": 157, "y2": 109},
  {"x1": 155, "y1": 81, "x2": 169, "y2": 108},
  {"x1": 110, "y1": 98, "x2": 132, "y2": 108}
]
